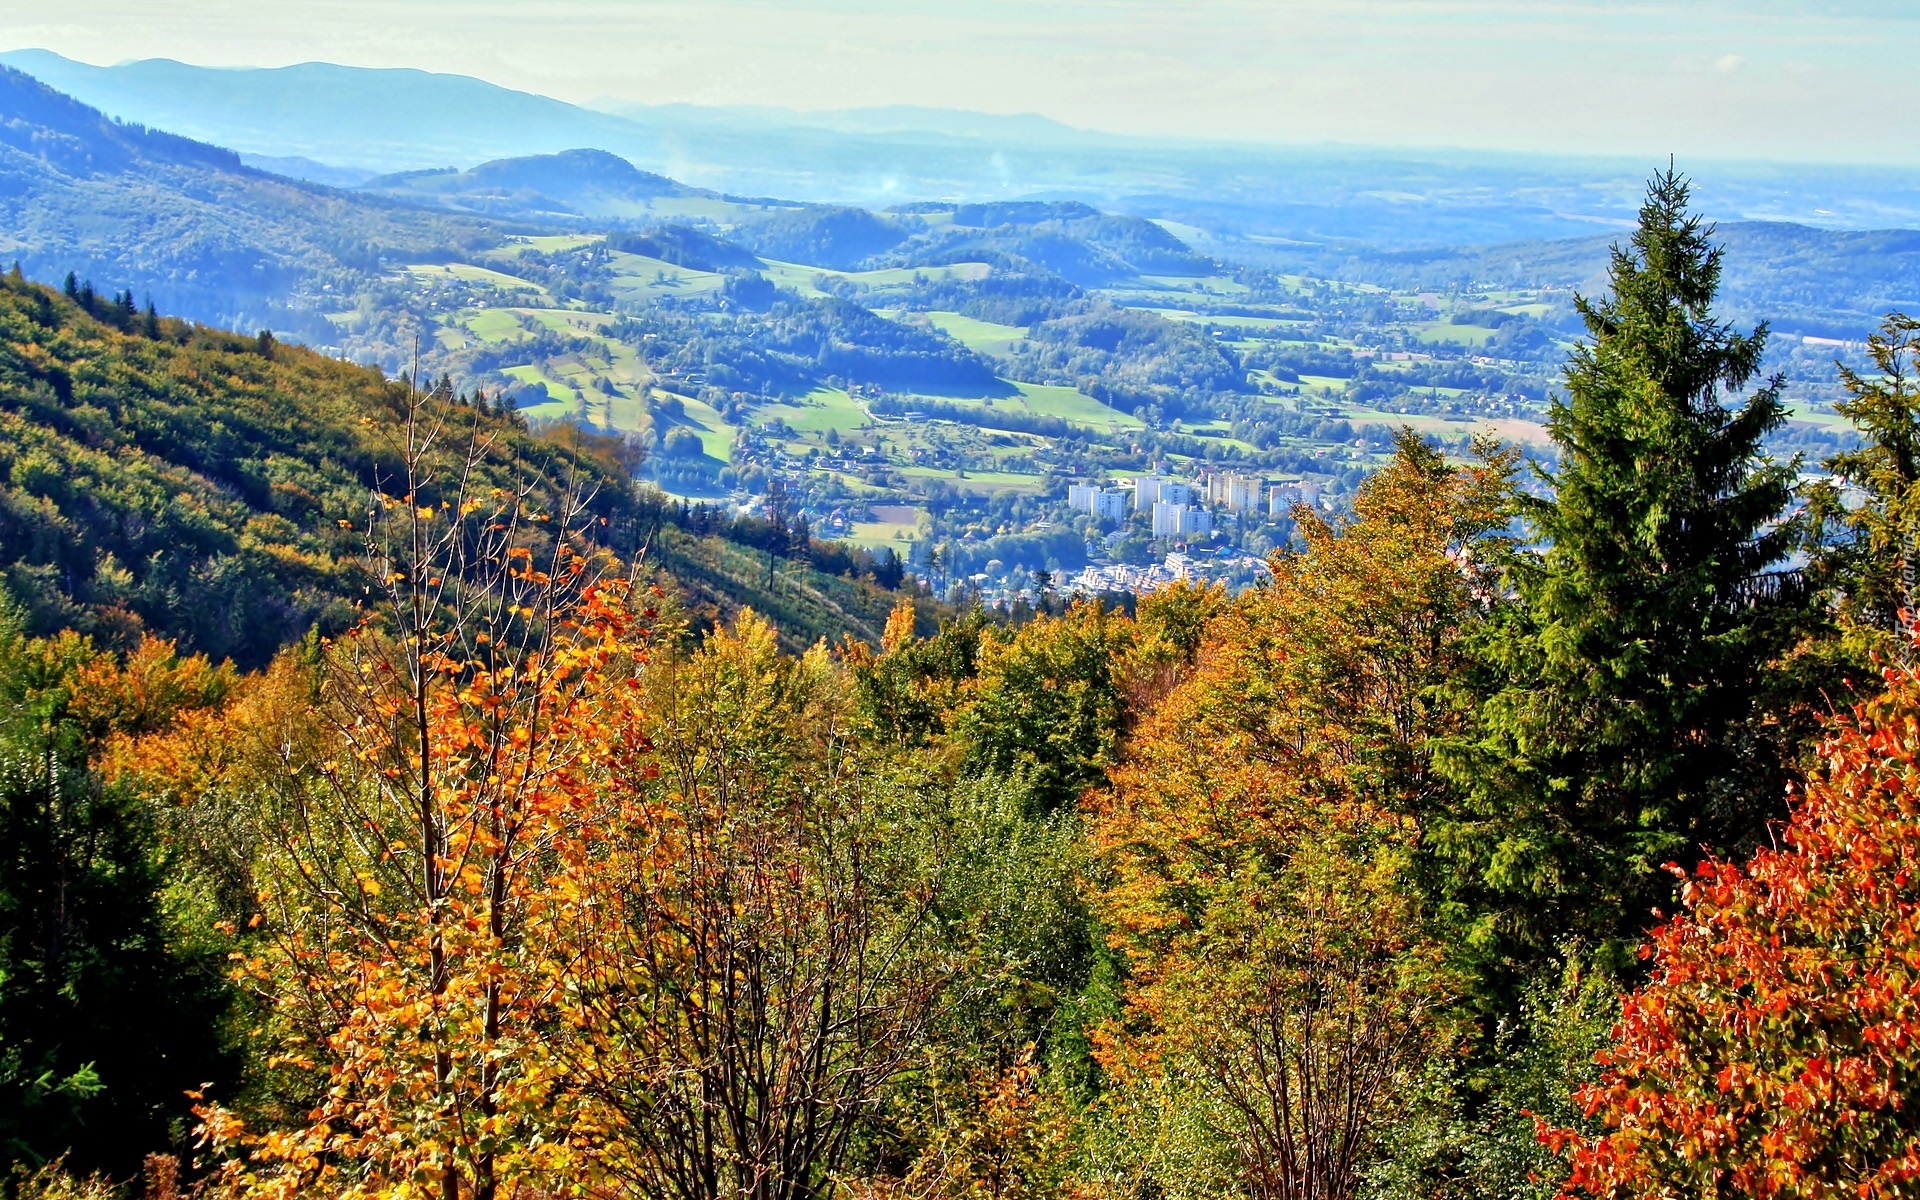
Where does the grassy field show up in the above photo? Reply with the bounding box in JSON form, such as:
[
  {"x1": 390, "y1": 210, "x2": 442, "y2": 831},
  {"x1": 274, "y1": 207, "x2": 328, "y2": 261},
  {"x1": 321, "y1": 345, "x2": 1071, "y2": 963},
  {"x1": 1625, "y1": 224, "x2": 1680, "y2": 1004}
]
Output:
[
  {"x1": 652, "y1": 391, "x2": 736, "y2": 460},
  {"x1": 502, "y1": 364, "x2": 582, "y2": 417},
  {"x1": 918, "y1": 311, "x2": 1027, "y2": 355},
  {"x1": 749, "y1": 388, "x2": 872, "y2": 436},
  {"x1": 459, "y1": 308, "x2": 531, "y2": 343},
  {"x1": 1342, "y1": 406, "x2": 1552, "y2": 446},
  {"x1": 405, "y1": 262, "x2": 551, "y2": 296},
  {"x1": 605, "y1": 251, "x2": 726, "y2": 302},
  {"x1": 493, "y1": 234, "x2": 601, "y2": 256},
  {"x1": 847, "y1": 519, "x2": 919, "y2": 554},
  {"x1": 1785, "y1": 399, "x2": 1852, "y2": 431},
  {"x1": 896, "y1": 466, "x2": 1043, "y2": 493},
  {"x1": 1299, "y1": 374, "x2": 1353, "y2": 394},
  {"x1": 1137, "y1": 274, "x2": 1250, "y2": 294},
  {"x1": 1013, "y1": 382, "x2": 1146, "y2": 429},
  {"x1": 757, "y1": 260, "x2": 994, "y2": 299}
]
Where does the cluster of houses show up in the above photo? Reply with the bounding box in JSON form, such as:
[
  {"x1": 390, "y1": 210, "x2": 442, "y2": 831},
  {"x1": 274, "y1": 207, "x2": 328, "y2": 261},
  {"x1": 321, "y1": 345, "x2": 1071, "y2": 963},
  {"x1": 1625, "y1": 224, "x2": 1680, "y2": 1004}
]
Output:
[{"x1": 1067, "y1": 547, "x2": 1270, "y2": 596}]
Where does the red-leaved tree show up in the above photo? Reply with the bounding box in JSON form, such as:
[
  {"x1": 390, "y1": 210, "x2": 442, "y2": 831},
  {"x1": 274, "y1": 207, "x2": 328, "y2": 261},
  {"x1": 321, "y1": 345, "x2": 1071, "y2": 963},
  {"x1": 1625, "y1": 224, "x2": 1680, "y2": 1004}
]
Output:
[{"x1": 1545, "y1": 660, "x2": 1920, "y2": 1200}]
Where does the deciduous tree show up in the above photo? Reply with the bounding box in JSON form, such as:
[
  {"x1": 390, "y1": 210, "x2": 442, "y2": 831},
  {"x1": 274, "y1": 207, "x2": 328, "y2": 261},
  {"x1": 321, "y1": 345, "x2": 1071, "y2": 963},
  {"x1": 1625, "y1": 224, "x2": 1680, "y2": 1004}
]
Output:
[
  {"x1": 556, "y1": 611, "x2": 945, "y2": 1200},
  {"x1": 1089, "y1": 435, "x2": 1512, "y2": 1200},
  {"x1": 1546, "y1": 655, "x2": 1920, "y2": 1200}
]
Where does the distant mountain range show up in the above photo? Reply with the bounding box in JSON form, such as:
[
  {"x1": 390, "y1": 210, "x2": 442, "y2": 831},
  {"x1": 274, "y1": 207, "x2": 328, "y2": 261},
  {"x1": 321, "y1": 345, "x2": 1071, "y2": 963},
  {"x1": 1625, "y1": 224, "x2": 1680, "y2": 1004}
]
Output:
[
  {"x1": 1, "y1": 56, "x2": 1917, "y2": 341},
  {"x1": 11, "y1": 48, "x2": 1920, "y2": 248}
]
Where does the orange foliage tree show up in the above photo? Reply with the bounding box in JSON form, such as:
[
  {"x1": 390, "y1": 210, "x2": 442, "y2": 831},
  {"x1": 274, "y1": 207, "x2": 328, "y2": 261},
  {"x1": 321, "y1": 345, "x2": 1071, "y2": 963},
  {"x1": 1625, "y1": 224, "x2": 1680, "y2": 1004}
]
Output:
[
  {"x1": 193, "y1": 394, "x2": 639, "y2": 1200},
  {"x1": 1090, "y1": 434, "x2": 1516, "y2": 1200},
  {"x1": 1545, "y1": 656, "x2": 1920, "y2": 1200}
]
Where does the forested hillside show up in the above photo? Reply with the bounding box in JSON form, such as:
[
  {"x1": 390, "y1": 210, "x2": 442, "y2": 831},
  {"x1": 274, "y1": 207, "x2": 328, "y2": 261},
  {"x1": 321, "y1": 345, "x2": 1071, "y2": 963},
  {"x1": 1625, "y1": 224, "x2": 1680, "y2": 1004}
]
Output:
[
  {"x1": 0, "y1": 270, "x2": 641, "y2": 665},
  {"x1": 0, "y1": 271, "x2": 915, "y2": 667}
]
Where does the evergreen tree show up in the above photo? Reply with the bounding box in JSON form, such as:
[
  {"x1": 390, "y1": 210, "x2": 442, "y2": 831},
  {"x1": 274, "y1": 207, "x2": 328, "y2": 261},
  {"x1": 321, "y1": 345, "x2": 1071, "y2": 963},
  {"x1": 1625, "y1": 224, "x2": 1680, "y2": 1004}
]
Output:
[
  {"x1": 1437, "y1": 168, "x2": 1806, "y2": 977},
  {"x1": 1804, "y1": 312, "x2": 1920, "y2": 659},
  {"x1": 0, "y1": 611, "x2": 235, "y2": 1174}
]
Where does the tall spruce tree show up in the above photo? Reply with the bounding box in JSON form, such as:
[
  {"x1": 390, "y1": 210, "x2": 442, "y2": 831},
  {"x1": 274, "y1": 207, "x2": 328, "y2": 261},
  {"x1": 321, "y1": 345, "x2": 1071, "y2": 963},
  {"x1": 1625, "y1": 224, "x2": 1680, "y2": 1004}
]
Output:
[{"x1": 1437, "y1": 168, "x2": 1805, "y2": 977}]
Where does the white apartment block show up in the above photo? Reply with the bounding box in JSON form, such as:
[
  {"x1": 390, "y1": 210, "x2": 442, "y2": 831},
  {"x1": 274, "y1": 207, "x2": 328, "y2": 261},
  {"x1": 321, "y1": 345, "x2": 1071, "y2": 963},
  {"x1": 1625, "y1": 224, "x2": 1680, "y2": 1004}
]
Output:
[
  {"x1": 1152, "y1": 502, "x2": 1214, "y2": 538},
  {"x1": 1070, "y1": 483, "x2": 1132, "y2": 521},
  {"x1": 1091, "y1": 489, "x2": 1130, "y2": 521},
  {"x1": 1204, "y1": 472, "x2": 1267, "y2": 514},
  {"x1": 1135, "y1": 475, "x2": 1193, "y2": 508},
  {"x1": 1269, "y1": 480, "x2": 1322, "y2": 516}
]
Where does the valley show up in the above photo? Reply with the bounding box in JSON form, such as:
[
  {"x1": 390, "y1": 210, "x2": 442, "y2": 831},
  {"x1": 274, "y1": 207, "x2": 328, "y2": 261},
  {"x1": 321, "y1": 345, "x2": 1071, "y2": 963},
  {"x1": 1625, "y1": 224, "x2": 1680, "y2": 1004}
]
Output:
[{"x1": 0, "y1": 55, "x2": 1895, "y2": 612}]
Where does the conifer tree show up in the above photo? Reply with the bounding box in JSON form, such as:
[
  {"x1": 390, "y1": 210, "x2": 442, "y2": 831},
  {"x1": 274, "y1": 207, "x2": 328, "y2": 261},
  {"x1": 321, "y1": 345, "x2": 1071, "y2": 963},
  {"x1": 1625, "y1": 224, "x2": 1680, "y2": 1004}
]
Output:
[
  {"x1": 1439, "y1": 168, "x2": 1805, "y2": 973},
  {"x1": 1805, "y1": 312, "x2": 1920, "y2": 658}
]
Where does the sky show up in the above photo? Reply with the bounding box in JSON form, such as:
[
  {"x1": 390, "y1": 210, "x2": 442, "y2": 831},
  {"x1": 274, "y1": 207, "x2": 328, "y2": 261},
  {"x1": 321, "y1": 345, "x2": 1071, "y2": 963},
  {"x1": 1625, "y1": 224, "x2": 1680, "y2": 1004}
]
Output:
[{"x1": 4, "y1": 0, "x2": 1920, "y2": 165}]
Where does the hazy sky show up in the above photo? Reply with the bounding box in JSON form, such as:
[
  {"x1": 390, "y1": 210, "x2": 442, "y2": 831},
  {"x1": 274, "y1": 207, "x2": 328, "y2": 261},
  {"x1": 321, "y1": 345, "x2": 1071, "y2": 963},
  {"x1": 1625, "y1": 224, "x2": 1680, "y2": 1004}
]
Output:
[{"x1": 5, "y1": 0, "x2": 1919, "y2": 164}]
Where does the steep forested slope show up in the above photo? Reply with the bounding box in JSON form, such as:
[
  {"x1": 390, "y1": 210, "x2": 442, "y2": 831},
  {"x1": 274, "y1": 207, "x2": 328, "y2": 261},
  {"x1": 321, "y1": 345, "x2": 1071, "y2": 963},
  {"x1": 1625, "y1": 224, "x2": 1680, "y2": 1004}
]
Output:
[{"x1": 0, "y1": 271, "x2": 644, "y2": 666}]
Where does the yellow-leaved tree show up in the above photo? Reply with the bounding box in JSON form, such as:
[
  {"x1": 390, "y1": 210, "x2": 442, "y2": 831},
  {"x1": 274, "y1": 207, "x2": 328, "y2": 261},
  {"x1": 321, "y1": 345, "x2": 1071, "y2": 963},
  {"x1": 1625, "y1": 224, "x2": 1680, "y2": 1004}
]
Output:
[
  {"x1": 551, "y1": 609, "x2": 950, "y2": 1200},
  {"x1": 1088, "y1": 433, "x2": 1516, "y2": 1200}
]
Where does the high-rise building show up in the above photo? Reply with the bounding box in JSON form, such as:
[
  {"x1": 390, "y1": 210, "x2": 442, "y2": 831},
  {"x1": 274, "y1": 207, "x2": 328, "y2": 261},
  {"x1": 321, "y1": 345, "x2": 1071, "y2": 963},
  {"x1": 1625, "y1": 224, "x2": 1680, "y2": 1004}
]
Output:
[
  {"x1": 1091, "y1": 489, "x2": 1130, "y2": 521},
  {"x1": 1153, "y1": 502, "x2": 1214, "y2": 538},
  {"x1": 1071, "y1": 483, "x2": 1132, "y2": 520},
  {"x1": 1203, "y1": 472, "x2": 1266, "y2": 514},
  {"x1": 1151, "y1": 500, "x2": 1184, "y2": 537},
  {"x1": 1269, "y1": 480, "x2": 1322, "y2": 516}
]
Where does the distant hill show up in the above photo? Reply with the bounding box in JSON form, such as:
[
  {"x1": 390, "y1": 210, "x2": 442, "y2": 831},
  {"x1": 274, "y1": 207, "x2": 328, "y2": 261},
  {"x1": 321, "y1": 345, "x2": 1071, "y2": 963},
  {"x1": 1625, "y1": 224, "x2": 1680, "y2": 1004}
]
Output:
[
  {"x1": 360, "y1": 149, "x2": 712, "y2": 221},
  {"x1": 606, "y1": 225, "x2": 763, "y2": 272},
  {"x1": 731, "y1": 208, "x2": 914, "y2": 271},
  {"x1": 0, "y1": 49, "x2": 662, "y2": 177},
  {"x1": 1244, "y1": 221, "x2": 1920, "y2": 338},
  {"x1": 17, "y1": 49, "x2": 1920, "y2": 244},
  {"x1": 722, "y1": 201, "x2": 1212, "y2": 281},
  {"x1": 901, "y1": 202, "x2": 1214, "y2": 283},
  {"x1": 0, "y1": 64, "x2": 512, "y2": 338}
]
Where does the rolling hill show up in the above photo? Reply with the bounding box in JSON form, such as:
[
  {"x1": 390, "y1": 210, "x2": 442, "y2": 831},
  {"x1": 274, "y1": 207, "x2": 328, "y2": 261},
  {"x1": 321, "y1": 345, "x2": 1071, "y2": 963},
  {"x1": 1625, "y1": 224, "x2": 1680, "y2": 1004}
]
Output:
[
  {"x1": 359, "y1": 149, "x2": 724, "y2": 222},
  {"x1": 1243, "y1": 222, "x2": 1920, "y2": 338},
  {"x1": 15, "y1": 49, "x2": 1920, "y2": 245}
]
